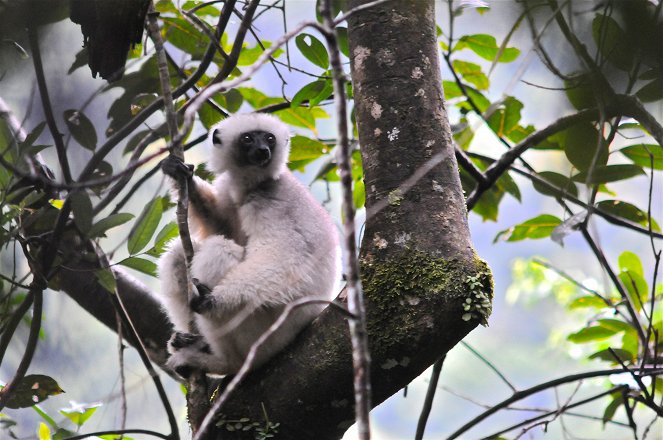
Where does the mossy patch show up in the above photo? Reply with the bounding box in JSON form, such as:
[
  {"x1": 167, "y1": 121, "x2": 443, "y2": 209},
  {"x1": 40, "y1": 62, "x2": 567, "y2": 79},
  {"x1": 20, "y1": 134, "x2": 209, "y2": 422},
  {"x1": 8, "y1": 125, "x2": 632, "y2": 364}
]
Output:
[{"x1": 360, "y1": 249, "x2": 494, "y2": 352}]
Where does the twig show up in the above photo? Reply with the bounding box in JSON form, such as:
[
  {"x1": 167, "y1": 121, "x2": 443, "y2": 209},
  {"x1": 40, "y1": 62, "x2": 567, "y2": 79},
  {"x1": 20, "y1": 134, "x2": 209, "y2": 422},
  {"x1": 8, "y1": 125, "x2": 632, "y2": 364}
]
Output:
[
  {"x1": 213, "y1": 0, "x2": 261, "y2": 82},
  {"x1": 101, "y1": 260, "x2": 180, "y2": 440},
  {"x1": 27, "y1": 22, "x2": 73, "y2": 184},
  {"x1": 109, "y1": 133, "x2": 207, "y2": 215},
  {"x1": 321, "y1": 1, "x2": 371, "y2": 438},
  {"x1": 580, "y1": 228, "x2": 648, "y2": 347},
  {"x1": 116, "y1": 311, "x2": 128, "y2": 435},
  {"x1": 446, "y1": 367, "x2": 663, "y2": 439},
  {"x1": 0, "y1": 190, "x2": 72, "y2": 410},
  {"x1": 466, "y1": 152, "x2": 663, "y2": 240},
  {"x1": 63, "y1": 429, "x2": 170, "y2": 440},
  {"x1": 414, "y1": 357, "x2": 444, "y2": 440},
  {"x1": 481, "y1": 385, "x2": 628, "y2": 440},
  {"x1": 0, "y1": 291, "x2": 34, "y2": 365},
  {"x1": 462, "y1": 341, "x2": 516, "y2": 392},
  {"x1": 0, "y1": 286, "x2": 42, "y2": 411},
  {"x1": 147, "y1": 2, "x2": 208, "y2": 431}
]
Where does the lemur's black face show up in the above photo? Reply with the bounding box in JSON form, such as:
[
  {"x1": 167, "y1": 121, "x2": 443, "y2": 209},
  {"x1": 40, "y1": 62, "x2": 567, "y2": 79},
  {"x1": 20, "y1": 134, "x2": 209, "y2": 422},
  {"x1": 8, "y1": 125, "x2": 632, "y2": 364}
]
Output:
[{"x1": 212, "y1": 129, "x2": 276, "y2": 168}]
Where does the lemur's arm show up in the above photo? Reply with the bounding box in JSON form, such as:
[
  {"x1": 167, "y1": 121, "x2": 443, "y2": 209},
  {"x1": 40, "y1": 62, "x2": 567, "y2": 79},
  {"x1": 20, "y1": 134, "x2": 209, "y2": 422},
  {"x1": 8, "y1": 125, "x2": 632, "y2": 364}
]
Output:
[{"x1": 161, "y1": 155, "x2": 232, "y2": 237}]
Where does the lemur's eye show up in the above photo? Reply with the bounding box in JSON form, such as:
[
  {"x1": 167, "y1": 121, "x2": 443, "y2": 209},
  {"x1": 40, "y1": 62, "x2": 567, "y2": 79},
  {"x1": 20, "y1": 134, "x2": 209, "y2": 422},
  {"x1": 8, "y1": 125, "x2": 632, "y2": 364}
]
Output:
[
  {"x1": 266, "y1": 134, "x2": 276, "y2": 146},
  {"x1": 240, "y1": 134, "x2": 252, "y2": 145}
]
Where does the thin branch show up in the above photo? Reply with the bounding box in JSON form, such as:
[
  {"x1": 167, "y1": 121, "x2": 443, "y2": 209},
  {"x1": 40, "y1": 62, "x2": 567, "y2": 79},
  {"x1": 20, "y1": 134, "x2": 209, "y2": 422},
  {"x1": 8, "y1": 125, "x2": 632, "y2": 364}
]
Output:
[
  {"x1": 98, "y1": 255, "x2": 179, "y2": 440},
  {"x1": 0, "y1": 190, "x2": 72, "y2": 410},
  {"x1": 415, "y1": 357, "x2": 444, "y2": 440},
  {"x1": 462, "y1": 341, "x2": 517, "y2": 392},
  {"x1": 213, "y1": 0, "x2": 261, "y2": 82},
  {"x1": 147, "y1": 2, "x2": 208, "y2": 432},
  {"x1": 446, "y1": 368, "x2": 663, "y2": 439},
  {"x1": 0, "y1": 286, "x2": 42, "y2": 411},
  {"x1": 147, "y1": 4, "x2": 178, "y2": 141},
  {"x1": 63, "y1": 429, "x2": 170, "y2": 440},
  {"x1": 27, "y1": 22, "x2": 73, "y2": 184},
  {"x1": 581, "y1": 227, "x2": 648, "y2": 347},
  {"x1": 481, "y1": 385, "x2": 628, "y2": 440},
  {"x1": 322, "y1": 1, "x2": 371, "y2": 438},
  {"x1": 466, "y1": 152, "x2": 663, "y2": 240},
  {"x1": 454, "y1": 146, "x2": 488, "y2": 187},
  {"x1": 0, "y1": 291, "x2": 34, "y2": 365}
]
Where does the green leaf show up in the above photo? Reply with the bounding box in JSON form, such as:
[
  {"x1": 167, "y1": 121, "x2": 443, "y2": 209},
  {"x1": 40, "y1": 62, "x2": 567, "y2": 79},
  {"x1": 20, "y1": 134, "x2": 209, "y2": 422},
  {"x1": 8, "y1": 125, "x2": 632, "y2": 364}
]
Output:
[
  {"x1": 122, "y1": 129, "x2": 151, "y2": 155},
  {"x1": 568, "y1": 295, "x2": 609, "y2": 310},
  {"x1": 598, "y1": 318, "x2": 632, "y2": 333},
  {"x1": 596, "y1": 199, "x2": 660, "y2": 232},
  {"x1": 533, "y1": 171, "x2": 578, "y2": 198},
  {"x1": 161, "y1": 17, "x2": 207, "y2": 59},
  {"x1": 620, "y1": 144, "x2": 663, "y2": 170},
  {"x1": 238, "y1": 87, "x2": 278, "y2": 108},
  {"x1": 567, "y1": 326, "x2": 617, "y2": 343},
  {"x1": 562, "y1": 122, "x2": 607, "y2": 171},
  {"x1": 128, "y1": 197, "x2": 164, "y2": 255},
  {"x1": 130, "y1": 93, "x2": 158, "y2": 116},
  {"x1": 619, "y1": 269, "x2": 649, "y2": 311},
  {"x1": 336, "y1": 27, "x2": 350, "y2": 57},
  {"x1": 589, "y1": 348, "x2": 635, "y2": 364},
  {"x1": 59, "y1": 401, "x2": 102, "y2": 427},
  {"x1": 572, "y1": 164, "x2": 645, "y2": 184},
  {"x1": 237, "y1": 41, "x2": 283, "y2": 66},
  {"x1": 119, "y1": 257, "x2": 158, "y2": 277},
  {"x1": 295, "y1": 33, "x2": 329, "y2": 70},
  {"x1": 3, "y1": 375, "x2": 65, "y2": 409},
  {"x1": 21, "y1": 121, "x2": 47, "y2": 151},
  {"x1": 636, "y1": 78, "x2": 663, "y2": 103},
  {"x1": 602, "y1": 392, "x2": 624, "y2": 424},
  {"x1": 275, "y1": 107, "x2": 317, "y2": 132},
  {"x1": 292, "y1": 80, "x2": 333, "y2": 107},
  {"x1": 472, "y1": 186, "x2": 503, "y2": 222},
  {"x1": 443, "y1": 80, "x2": 463, "y2": 99},
  {"x1": 487, "y1": 96, "x2": 522, "y2": 137},
  {"x1": 592, "y1": 14, "x2": 633, "y2": 71},
  {"x1": 69, "y1": 191, "x2": 93, "y2": 235},
  {"x1": 63, "y1": 109, "x2": 97, "y2": 151},
  {"x1": 618, "y1": 251, "x2": 643, "y2": 277},
  {"x1": 452, "y1": 60, "x2": 489, "y2": 90},
  {"x1": 494, "y1": 214, "x2": 561, "y2": 242},
  {"x1": 94, "y1": 268, "x2": 116, "y2": 293},
  {"x1": 289, "y1": 135, "x2": 328, "y2": 162},
  {"x1": 353, "y1": 179, "x2": 365, "y2": 209},
  {"x1": 146, "y1": 221, "x2": 179, "y2": 258},
  {"x1": 564, "y1": 73, "x2": 595, "y2": 110},
  {"x1": 458, "y1": 86, "x2": 491, "y2": 113},
  {"x1": 455, "y1": 34, "x2": 520, "y2": 62}
]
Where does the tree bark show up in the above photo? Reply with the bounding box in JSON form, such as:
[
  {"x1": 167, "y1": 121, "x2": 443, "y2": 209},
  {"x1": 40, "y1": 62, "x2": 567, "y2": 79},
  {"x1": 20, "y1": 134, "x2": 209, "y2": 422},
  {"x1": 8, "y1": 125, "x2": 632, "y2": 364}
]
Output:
[{"x1": 55, "y1": 1, "x2": 492, "y2": 438}]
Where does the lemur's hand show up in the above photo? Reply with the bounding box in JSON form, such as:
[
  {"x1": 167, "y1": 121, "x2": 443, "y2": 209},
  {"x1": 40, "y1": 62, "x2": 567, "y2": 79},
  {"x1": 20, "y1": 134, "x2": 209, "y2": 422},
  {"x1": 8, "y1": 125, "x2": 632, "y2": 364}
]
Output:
[
  {"x1": 161, "y1": 155, "x2": 194, "y2": 183},
  {"x1": 190, "y1": 278, "x2": 214, "y2": 314}
]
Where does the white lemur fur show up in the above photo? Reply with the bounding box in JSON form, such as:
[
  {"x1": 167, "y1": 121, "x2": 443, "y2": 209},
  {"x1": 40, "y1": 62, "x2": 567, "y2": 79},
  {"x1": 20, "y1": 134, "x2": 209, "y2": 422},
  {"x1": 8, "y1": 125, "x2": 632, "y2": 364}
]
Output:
[{"x1": 157, "y1": 113, "x2": 338, "y2": 376}]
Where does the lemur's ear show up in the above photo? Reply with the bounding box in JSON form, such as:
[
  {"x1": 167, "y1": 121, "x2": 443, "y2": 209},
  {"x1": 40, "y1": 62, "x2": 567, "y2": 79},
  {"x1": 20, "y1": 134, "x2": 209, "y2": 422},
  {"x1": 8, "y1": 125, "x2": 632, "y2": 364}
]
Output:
[{"x1": 212, "y1": 129, "x2": 223, "y2": 146}]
